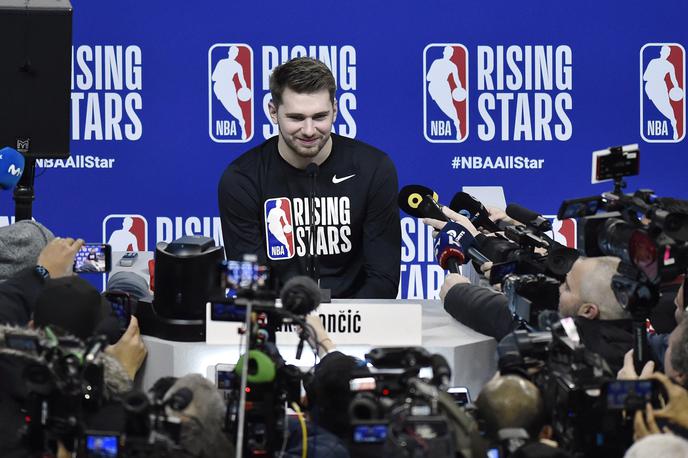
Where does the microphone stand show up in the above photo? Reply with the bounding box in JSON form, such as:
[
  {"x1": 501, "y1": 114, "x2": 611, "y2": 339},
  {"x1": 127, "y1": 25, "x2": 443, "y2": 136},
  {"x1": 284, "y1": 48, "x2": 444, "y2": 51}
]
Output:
[{"x1": 234, "y1": 296, "x2": 254, "y2": 458}]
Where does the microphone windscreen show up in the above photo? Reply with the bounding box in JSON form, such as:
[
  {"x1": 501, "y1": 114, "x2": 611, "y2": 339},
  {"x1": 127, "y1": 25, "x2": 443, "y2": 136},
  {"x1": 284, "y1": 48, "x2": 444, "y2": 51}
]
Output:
[
  {"x1": 398, "y1": 184, "x2": 445, "y2": 220},
  {"x1": 280, "y1": 275, "x2": 321, "y2": 315},
  {"x1": 434, "y1": 222, "x2": 473, "y2": 268},
  {"x1": 0, "y1": 147, "x2": 25, "y2": 190},
  {"x1": 506, "y1": 203, "x2": 540, "y2": 225},
  {"x1": 449, "y1": 192, "x2": 482, "y2": 219}
]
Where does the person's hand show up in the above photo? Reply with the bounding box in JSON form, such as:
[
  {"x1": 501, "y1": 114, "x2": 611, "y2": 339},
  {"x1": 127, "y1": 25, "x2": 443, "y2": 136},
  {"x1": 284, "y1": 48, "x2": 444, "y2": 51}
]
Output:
[
  {"x1": 423, "y1": 206, "x2": 480, "y2": 238},
  {"x1": 305, "y1": 314, "x2": 334, "y2": 356},
  {"x1": 439, "y1": 273, "x2": 471, "y2": 301},
  {"x1": 634, "y1": 402, "x2": 667, "y2": 441},
  {"x1": 647, "y1": 372, "x2": 688, "y2": 429},
  {"x1": 37, "y1": 237, "x2": 84, "y2": 278},
  {"x1": 618, "y1": 349, "x2": 655, "y2": 380},
  {"x1": 105, "y1": 316, "x2": 147, "y2": 380}
]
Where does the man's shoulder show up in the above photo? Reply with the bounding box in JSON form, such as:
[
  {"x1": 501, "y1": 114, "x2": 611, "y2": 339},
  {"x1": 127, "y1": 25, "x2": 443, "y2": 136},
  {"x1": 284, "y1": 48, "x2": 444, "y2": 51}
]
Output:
[
  {"x1": 333, "y1": 134, "x2": 391, "y2": 163},
  {"x1": 219, "y1": 137, "x2": 277, "y2": 184}
]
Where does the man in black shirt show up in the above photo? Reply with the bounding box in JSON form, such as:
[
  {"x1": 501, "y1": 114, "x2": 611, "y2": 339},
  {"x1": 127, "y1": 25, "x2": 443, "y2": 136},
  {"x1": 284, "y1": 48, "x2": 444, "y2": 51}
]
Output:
[{"x1": 218, "y1": 57, "x2": 400, "y2": 298}]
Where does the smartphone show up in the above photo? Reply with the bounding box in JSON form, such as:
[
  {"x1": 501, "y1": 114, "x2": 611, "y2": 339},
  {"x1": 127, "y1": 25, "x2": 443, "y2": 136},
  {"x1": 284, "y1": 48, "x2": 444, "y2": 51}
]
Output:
[
  {"x1": 84, "y1": 430, "x2": 120, "y2": 457},
  {"x1": 74, "y1": 243, "x2": 112, "y2": 273},
  {"x1": 215, "y1": 363, "x2": 237, "y2": 394},
  {"x1": 604, "y1": 380, "x2": 663, "y2": 411},
  {"x1": 352, "y1": 423, "x2": 388, "y2": 444},
  {"x1": 104, "y1": 291, "x2": 133, "y2": 332},
  {"x1": 221, "y1": 259, "x2": 269, "y2": 292},
  {"x1": 489, "y1": 260, "x2": 518, "y2": 285},
  {"x1": 447, "y1": 386, "x2": 471, "y2": 406}
]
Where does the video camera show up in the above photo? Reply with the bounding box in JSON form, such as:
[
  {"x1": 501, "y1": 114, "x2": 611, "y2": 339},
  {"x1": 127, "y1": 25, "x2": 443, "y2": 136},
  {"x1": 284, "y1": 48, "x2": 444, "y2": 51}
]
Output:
[
  {"x1": 497, "y1": 318, "x2": 665, "y2": 456},
  {"x1": 348, "y1": 347, "x2": 482, "y2": 458}
]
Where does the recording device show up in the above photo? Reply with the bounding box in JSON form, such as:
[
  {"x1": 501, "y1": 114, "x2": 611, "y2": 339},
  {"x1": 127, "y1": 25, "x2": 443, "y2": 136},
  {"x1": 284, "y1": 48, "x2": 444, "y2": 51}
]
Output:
[
  {"x1": 83, "y1": 431, "x2": 120, "y2": 458},
  {"x1": 489, "y1": 260, "x2": 518, "y2": 285},
  {"x1": 496, "y1": 318, "x2": 652, "y2": 456},
  {"x1": 502, "y1": 273, "x2": 560, "y2": 330},
  {"x1": 591, "y1": 144, "x2": 640, "y2": 185},
  {"x1": 447, "y1": 386, "x2": 471, "y2": 406},
  {"x1": 0, "y1": 146, "x2": 25, "y2": 190},
  {"x1": 348, "y1": 347, "x2": 480, "y2": 458},
  {"x1": 73, "y1": 243, "x2": 112, "y2": 273},
  {"x1": 118, "y1": 251, "x2": 138, "y2": 267},
  {"x1": 505, "y1": 203, "x2": 552, "y2": 232},
  {"x1": 104, "y1": 291, "x2": 134, "y2": 334},
  {"x1": 434, "y1": 221, "x2": 480, "y2": 272}
]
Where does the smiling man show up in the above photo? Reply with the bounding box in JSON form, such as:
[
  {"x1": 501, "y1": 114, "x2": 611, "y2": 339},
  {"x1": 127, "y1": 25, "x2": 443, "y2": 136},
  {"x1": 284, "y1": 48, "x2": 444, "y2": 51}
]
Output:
[{"x1": 218, "y1": 57, "x2": 401, "y2": 298}]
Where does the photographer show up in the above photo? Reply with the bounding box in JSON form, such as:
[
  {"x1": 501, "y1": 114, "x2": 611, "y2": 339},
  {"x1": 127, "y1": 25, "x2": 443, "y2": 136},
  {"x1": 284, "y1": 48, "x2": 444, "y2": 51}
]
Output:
[
  {"x1": 0, "y1": 236, "x2": 84, "y2": 325},
  {"x1": 475, "y1": 374, "x2": 570, "y2": 457},
  {"x1": 436, "y1": 235, "x2": 633, "y2": 372}
]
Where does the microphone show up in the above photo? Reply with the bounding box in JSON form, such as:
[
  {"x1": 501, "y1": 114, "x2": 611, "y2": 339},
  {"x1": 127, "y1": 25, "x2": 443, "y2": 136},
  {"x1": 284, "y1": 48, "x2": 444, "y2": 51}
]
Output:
[
  {"x1": 280, "y1": 275, "x2": 321, "y2": 316},
  {"x1": 506, "y1": 203, "x2": 552, "y2": 232},
  {"x1": 281, "y1": 275, "x2": 321, "y2": 359},
  {"x1": 434, "y1": 221, "x2": 488, "y2": 272},
  {"x1": 0, "y1": 146, "x2": 25, "y2": 190},
  {"x1": 430, "y1": 354, "x2": 451, "y2": 389},
  {"x1": 449, "y1": 191, "x2": 503, "y2": 232},
  {"x1": 305, "y1": 163, "x2": 320, "y2": 282},
  {"x1": 398, "y1": 184, "x2": 445, "y2": 220}
]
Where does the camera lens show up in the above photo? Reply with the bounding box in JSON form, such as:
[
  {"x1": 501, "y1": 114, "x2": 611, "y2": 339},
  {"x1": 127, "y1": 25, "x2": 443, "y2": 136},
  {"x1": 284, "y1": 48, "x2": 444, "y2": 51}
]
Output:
[{"x1": 597, "y1": 218, "x2": 635, "y2": 263}]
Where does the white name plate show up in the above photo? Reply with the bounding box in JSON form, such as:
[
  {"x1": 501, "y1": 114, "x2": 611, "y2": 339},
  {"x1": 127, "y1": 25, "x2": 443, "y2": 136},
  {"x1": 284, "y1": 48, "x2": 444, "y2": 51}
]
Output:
[{"x1": 206, "y1": 301, "x2": 422, "y2": 347}]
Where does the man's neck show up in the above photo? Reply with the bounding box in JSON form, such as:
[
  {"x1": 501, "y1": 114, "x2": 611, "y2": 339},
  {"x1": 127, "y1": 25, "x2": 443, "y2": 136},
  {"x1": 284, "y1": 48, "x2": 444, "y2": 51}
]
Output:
[{"x1": 277, "y1": 136, "x2": 333, "y2": 170}]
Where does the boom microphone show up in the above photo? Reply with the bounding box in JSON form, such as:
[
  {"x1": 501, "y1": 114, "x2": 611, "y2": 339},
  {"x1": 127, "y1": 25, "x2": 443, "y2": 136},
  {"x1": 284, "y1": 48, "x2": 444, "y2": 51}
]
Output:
[
  {"x1": 398, "y1": 184, "x2": 445, "y2": 220},
  {"x1": 506, "y1": 203, "x2": 552, "y2": 232},
  {"x1": 449, "y1": 192, "x2": 502, "y2": 232},
  {"x1": 280, "y1": 276, "x2": 321, "y2": 316},
  {"x1": 0, "y1": 146, "x2": 25, "y2": 190}
]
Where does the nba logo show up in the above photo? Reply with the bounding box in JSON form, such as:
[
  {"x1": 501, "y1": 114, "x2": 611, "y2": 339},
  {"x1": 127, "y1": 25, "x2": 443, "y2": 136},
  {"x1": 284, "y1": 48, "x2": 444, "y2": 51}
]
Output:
[
  {"x1": 545, "y1": 217, "x2": 577, "y2": 249},
  {"x1": 264, "y1": 198, "x2": 295, "y2": 260},
  {"x1": 208, "y1": 43, "x2": 254, "y2": 143},
  {"x1": 102, "y1": 214, "x2": 148, "y2": 251},
  {"x1": 640, "y1": 43, "x2": 685, "y2": 143},
  {"x1": 423, "y1": 43, "x2": 469, "y2": 143}
]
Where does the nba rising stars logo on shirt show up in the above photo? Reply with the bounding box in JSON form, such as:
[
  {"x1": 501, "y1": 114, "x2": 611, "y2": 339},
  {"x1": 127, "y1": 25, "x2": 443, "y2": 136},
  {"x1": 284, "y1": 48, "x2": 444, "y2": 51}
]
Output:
[
  {"x1": 423, "y1": 43, "x2": 469, "y2": 143},
  {"x1": 640, "y1": 43, "x2": 685, "y2": 143},
  {"x1": 208, "y1": 44, "x2": 254, "y2": 143}
]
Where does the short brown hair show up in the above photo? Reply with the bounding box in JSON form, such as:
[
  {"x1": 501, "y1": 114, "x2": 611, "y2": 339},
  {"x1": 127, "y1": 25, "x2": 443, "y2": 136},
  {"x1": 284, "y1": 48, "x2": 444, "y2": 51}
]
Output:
[{"x1": 269, "y1": 57, "x2": 336, "y2": 106}]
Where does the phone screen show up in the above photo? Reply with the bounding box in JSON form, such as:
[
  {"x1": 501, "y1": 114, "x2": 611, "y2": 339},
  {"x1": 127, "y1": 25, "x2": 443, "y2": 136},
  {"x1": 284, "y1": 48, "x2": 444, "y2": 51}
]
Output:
[
  {"x1": 221, "y1": 260, "x2": 269, "y2": 294},
  {"x1": 85, "y1": 432, "x2": 119, "y2": 457},
  {"x1": 210, "y1": 301, "x2": 247, "y2": 322},
  {"x1": 605, "y1": 380, "x2": 660, "y2": 410},
  {"x1": 74, "y1": 243, "x2": 111, "y2": 273},
  {"x1": 216, "y1": 369, "x2": 236, "y2": 390},
  {"x1": 352, "y1": 424, "x2": 388, "y2": 443},
  {"x1": 105, "y1": 292, "x2": 132, "y2": 332}
]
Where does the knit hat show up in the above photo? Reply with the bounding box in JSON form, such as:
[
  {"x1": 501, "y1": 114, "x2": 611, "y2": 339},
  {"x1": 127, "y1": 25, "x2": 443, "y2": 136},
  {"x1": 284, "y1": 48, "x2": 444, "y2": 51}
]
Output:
[{"x1": 0, "y1": 220, "x2": 54, "y2": 282}]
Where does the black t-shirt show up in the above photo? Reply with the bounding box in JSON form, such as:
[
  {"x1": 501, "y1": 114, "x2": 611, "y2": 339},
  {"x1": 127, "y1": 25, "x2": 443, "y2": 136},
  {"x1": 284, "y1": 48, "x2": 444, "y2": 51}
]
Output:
[{"x1": 218, "y1": 134, "x2": 401, "y2": 298}]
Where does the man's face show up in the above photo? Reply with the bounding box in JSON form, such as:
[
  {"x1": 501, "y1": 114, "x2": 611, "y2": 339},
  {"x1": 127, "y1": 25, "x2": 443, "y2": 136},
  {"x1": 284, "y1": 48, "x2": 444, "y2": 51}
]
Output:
[
  {"x1": 558, "y1": 258, "x2": 587, "y2": 317},
  {"x1": 675, "y1": 282, "x2": 685, "y2": 325},
  {"x1": 269, "y1": 88, "x2": 337, "y2": 165},
  {"x1": 665, "y1": 324, "x2": 687, "y2": 386}
]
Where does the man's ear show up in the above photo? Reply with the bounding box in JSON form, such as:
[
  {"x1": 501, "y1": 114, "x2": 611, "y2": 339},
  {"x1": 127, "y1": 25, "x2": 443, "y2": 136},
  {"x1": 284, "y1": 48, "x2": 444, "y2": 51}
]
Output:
[
  {"x1": 539, "y1": 424, "x2": 553, "y2": 440},
  {"x1": 332, "y1": 97, "x2": 338, "y2": 122},
  {"x1": 577, "y1": 303, "x2": 599, "y2": 320},
  {"x1": 28, "y1": 320, "x2": 35, "y2": 329},
  {"x1": 268, "y1": 100, "x2": 278, "y2": 124}
]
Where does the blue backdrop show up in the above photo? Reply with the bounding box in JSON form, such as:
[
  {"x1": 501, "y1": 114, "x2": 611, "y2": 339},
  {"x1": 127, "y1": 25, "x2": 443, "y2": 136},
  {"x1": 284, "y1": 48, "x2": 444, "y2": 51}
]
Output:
[{"x1": 2, "y1": 0, "x2": 686, "y2": 299}]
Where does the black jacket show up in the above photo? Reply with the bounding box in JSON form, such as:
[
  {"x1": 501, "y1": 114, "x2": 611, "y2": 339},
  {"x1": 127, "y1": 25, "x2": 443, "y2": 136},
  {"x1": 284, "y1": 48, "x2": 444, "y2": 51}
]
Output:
[
  {"x1": 0, "y1": 267, "x2": 45, "y2": 326},
  {"x1": 218, "y1": 134, "x2": 401, "y2": 298},
  {"x1": 443, "y1": 283, "x2": 634, "y2": 373}
]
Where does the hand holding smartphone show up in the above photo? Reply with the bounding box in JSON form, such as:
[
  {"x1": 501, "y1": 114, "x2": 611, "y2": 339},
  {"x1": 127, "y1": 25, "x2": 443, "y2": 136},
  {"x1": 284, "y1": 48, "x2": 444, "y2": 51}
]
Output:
[{"x1": 73, "y1": 243, "x2": 112, "y2": 273}]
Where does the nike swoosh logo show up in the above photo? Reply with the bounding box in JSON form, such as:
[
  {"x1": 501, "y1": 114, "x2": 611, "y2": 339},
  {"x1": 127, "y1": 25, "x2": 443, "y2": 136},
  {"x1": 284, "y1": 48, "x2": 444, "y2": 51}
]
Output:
[{"x1": 332, "y1": 174, "x2": 356, "y2": 184}]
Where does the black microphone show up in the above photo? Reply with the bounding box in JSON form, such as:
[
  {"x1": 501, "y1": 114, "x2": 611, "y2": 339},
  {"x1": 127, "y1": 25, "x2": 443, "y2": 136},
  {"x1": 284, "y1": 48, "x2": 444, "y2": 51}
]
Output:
[
  {"x1": 506, "y1": 203, "x2": 552, "y2": 232},
  {"x1": 281, "y1": 276, "x2": 321, "y2": 360},
  {"x1": 398, "y1": 184, "x2": 445, "y2": 220},
  {"x1": 449, "y1": 192, "x2": 503, "y2": 232},
  {"x1": 430, "y1": 354, "x2": 451, "y2": 389},
  {"x1": 305, "y1": 163, "x2": 319, "y2": 282},
  {"x1": 280, "y1": 276, "x2": 322, "y2": 316}
]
